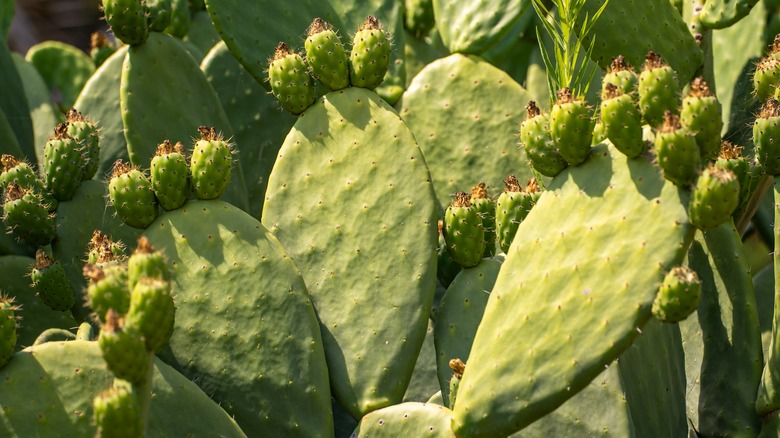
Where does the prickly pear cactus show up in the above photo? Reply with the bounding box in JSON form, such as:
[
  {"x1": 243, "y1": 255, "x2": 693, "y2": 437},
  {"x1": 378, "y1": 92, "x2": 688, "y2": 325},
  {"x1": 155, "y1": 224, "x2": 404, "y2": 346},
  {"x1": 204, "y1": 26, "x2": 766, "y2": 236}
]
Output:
[
  {"x1": 108, "y1": 161, "x2": 158, "y2": 229},
  {"x1": 102, "y1": 0, "x2": 148, "y2": 46},
  {"x1": 520, "y1": 101, "x2": 568, "y2": 177},
  {"x1": 305, "y1": 18, "x2": 350, "y2": 91},
  {"x1": 349, "y1": 16, "x2": 391, "y2": 90},
  {"x1": 29, "y1": 250, "x2": 76, "y2": 312},
  {"x1": 0, "y1": 295, "x2": 16, "y2": 368},
  {"x1": 651, "y1": 266, "x2": 702, "y2": 323},
  {"x1": 149, "y1": 140, "x2": 189, "y2": 211},
  {"x1": 267, "y1": 42, "x2": 318, "y2": 115},
  {"x1": 443, "y1": 192, "x2": 485, "y2": 268}
]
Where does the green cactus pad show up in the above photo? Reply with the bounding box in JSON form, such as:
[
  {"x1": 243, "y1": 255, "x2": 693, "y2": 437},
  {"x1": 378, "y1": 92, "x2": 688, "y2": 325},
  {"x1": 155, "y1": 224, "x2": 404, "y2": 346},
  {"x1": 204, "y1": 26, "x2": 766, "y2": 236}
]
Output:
[
  {"x1": 405, "y1": 0, "x2": 435, "y2": 38},
  {"x1": 262, "y1": 87, "x2": 438, "y2": 418},
  {"x1": 165, "y1": 0, "x2": 190, "y2": 38},
  {"x1": 120, "y1": 32, "x2": 248, "y2": 211},
  {"x1": 400, "y1": 54, "x2": 533, "y2": 205},
  {"x1": 756, "y1": 182, "x2": 780, "y2": 415},
  {"x1": 0, "y1": 35, "x2": 34, "y2": 162},
  {"x1": 688, "y1": 165, "x2": 740, "y2": 230},
  {"x1": 25, "y1": 41, "x2": 95, "y2": 112},
  {"x1": 11, "y1": 54, "x2": 58, "y2": 165},
  {"x1": 0, "y1": 0, "x2": 12, "y2": 39},
  {"x1": 144, "y1": 200, "x2": 332, "y2": 435},
  {"x1": 102, "y1": 0, "x2": 149, "y2": 46},
  {"x1": 700, "y1": 0, "x2": 760, "y2": 29},
  {"x1": 351, "y1": 402, "x2": 454, "y2": 437},
  {"x1": 451, "y1": 142, "x2": 694, "y2": 437},
  {"x1": 145, "y1": 0, "x2": 173, "y2": 32},
  {"x1": 600, "y1": 85, "x2": 645, "y2": 158},
  {"x1": 0, "y1": 340, "x2": 246, "y2": 436},
  {"x1": 432, "y1": 0, "x2": 525, "y2": 55},
  {"x1": 108, "y1": 161, "x2": 159, "y2": 229},
  {"x1": 305, "y1": 18, "x2": 350, "y2": 91},
  {"x1": 679, "y1": 78, "x2": 722, "y2": 160},
  {"x1": 149, "y1": 140, "x2": 189, "y2": 211},
  {"x1": 30, "y1": 251, "x2": 76, "y2": 312},
  {"x1": 520, "y1": 101, "x2": 568, "y2": 177},
  {"x1": 443, "y1": 193, "x2": 485, "y2": 268}
]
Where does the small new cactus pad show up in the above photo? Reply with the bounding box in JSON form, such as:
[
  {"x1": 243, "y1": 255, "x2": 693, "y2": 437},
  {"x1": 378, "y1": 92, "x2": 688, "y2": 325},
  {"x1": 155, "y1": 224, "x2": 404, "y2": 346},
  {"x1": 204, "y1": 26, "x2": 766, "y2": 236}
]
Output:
[
  {"x1": 190, "y1": 126, "x2": 232, "y2": 200},
  {"x1": 600, "y1": 83, "x2": 645, "y2": 158},
  {"x1": 0, "y1": 295, "x2": 17, "y2": 368},
  {"x1": 638, "y1": 52, "x2": 680, "y2": 127},
  {"x1": 99, "y1": 310, "x2": 150, "y2": 384},
  {"x1": 716, "y1": 142, "x2": 751, "y2": 217},
  {"x1": 550, "y1": 88, "x2": 592, "y2": 166},
  {"x1": 655, "y1": 112, "x2": 702, "y2": 187},
  {"x1": 144, "y1": 0, "x2": 173, "y2": 32},
  {"x1": 125, "y1": 277, "x2": 175, "y2": 352},
  {"x1": 495, "y1": 176, "x2": 532, "y2": 254},
  {"x1": 601, "y1": 55, "x2": 638, "y2": 99},
  {"x1": 444, "y1": 192, "x2": 485, "y2": 268},
  {"x1": 448, "y1": 358, "x2": 465, "y2": 409},
  {"x1": 108, "y1": 160, "x2": 158, "y2": 229},
  {"x1": 42, "y1": 123, "x2": 84, "y2": 201},
  {"x1": 101, "y1": 0, "x2": 148, "y2": 46},
  {"x1": 700, "y1": 0, "x2": 760, "y2": 29},
  {"x1": 754, "y1": 99, "x2": 780, "y2": 175},
  {"x1": 304, "y1": 18, "x2": 350, "y2": 91},
  {"x1": 93, "y1": 385, "x2": 143, "y2": 438},
  {"x1": 267, "y1": 42, "x2": 317, "y2": 115},
  {"x1": 2, "y1": 183, "x2": 57, "y2": 246},
  {"x1": 520, "y1": 101, "x2": 568, "y2": 177},
  {"x1": 688, "y1": 165, "x2": 740, "y2": 229},
  {"x1": 127, "y1": 236, "x2": 170, "y2": 290},
  {"x1": 652, "y1": 266, "x2": 702, "y2": 323},
  {"x1": 0, "y1": 154, "x2": 56, "y2": 210},
  {"x1": 350, "y1": 402, "x2": 455, "y2": 437},
  {"x1": 679, "y1": 77, "x2": 723, "y2": 160},
  {"x1": 470, "y1": 182, "x2": 496, "y2": 258},
  {"x1": 150, "y1": 140, "x2": 189, "y2": 210},
  {"x1": 349, "y1": 16, "x2": 391, "y2": 90},
  {"x1": 84, "y1": 263, "x2": 131, "y2": 324},
  {"x1": 89, "y1": 31, "x2": 116, "y2": 67},
  {"x1": 755, "y1": 56, "x2": 780, "y2": 103},
  {"x1": 65, "y1": 109, "x2": 100, "y2": 181},
  {"x1": 30, "y1": 250, "x2": 76, "y2": 312}
]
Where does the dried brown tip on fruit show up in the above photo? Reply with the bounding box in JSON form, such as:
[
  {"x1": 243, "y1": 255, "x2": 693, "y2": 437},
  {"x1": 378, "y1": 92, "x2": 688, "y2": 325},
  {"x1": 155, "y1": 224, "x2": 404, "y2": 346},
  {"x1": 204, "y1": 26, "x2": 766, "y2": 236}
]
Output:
[
  {"x1": 66, "y1": 108, "x2": 88, "y2": 123},
  {"x1": 659, "y1": 111, "x2": 682, "y2": 133},
  {"x1": 1, "y1": 154, "x2": 18, "y2": 172},
  {"x1": 35, "y1": 250, "x2": 54, "y2": 269},
  {"x1": 471, "y1": 182, "x2": 488, "y2": 199},
  {"x1": 602, "y1": 83, "x2": 622, "y2": 100},
  {"x1": 687, "y1": 77, "x2": 712, "y2": 98},
  {"x1": 772, "y1": 34, "x2": 780, "y2": 55},
  {"x1": 759, "y1": 99, "x2": 780, "y2": 119},
  {"x1": 449, "y1": 358, "x2": 466, "y2": 378},
  {"x1": 91, "y1": 31, "x2": 110, "y2": 50},
  {"x1": 503, "y1": 174, "x2": 522, "y2": 193},
  {"x1": 359, "y1": 16, "x2": 381, "y2": 31},
  {"x1": 198, "y1": 126, "x2": 221, "y2": 142},
  {"x1": 156, "y1": 140, "x2": 175, "y2": 156},
  {"x1": 0, "y1": 293, "x2": 20, "y2": 311},
  {"x1": 307, "y1": 17, "x2": 332, "y2": 36},
  {"x1": 644, "y1": 51, "x2": 666, "y2": 70},
  {"x1": 173, "y1": 142, "x2": 185, "y2": 154},
  {"x1": 52, "y1": 123, "x2": 70, "y2": 140},
  {"x1": 4, "y1": 183, "x2": 24, "y2": 202},
  {"x1": 89, "y1": 230, "x2": 108, "y2": 250},
  {"x1": 609, "y1": 55, "x2": 633, "y2": 73},
  {"x1": 273, "y1": 42, "x2": 291, "y2": 61},
  {"x1": 103, "y1": 308, "x2": 122, "y2": 333},
  {"x1": 111, "y1": 160, "x2": 132, "y2": 178},
  {"x1": 525, "y1": 101, "x2": 541, "y2": 119},
  {"x1": 82, "y1": 264, "x2": 105, "y2": 282},
  {"x1": 437, "y1": 219, "x2": 444, "y2": 237},
  {"x1": 134, "y1": 236, "x2": 155, "y2": 254},
  {"x1": 555, "y1": 87, "x2": 575, "y2": 105},
  {"x1": 670, "y1": 266, "x2": 699, "y2": 284},
  {"x1": 708, "y1": 164, "x2": 736, "y2": 183},
  {"x1": 718, "y1": 141, "x2": 743, "y2": 160},
  {"x1": 526, "y1": 178, "x2": 540, "y2": 194},
  {"x1": 452, "y1": 192, "x2": 471, "y2": 208}
]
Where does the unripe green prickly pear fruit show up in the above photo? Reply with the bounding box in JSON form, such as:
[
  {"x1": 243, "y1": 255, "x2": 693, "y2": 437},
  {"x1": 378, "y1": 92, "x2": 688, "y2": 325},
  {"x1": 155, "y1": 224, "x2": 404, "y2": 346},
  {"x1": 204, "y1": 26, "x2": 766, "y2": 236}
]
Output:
[
  {"x1": 680, "y1": 77, "x2": 722, "y2": 160},
  {"x1": 638, "y1": 51, "x2": 680, "y2": 127},
  {"x1": 716, "y1": 141, "x2": 752, "y2": 218},
  {"x1": 84, "y1": 263, "x2": 131, "y2": 324},
  {"x1": 0, "y1": 154, "x2": 56, "y2": 211},
  {"x1": 349, "y1": 16, "x2": 391, "y2": 90},
  {"x1": 652, "y1": 266, "x2": 702, "y2": 323},
  {"x1": 268, "y1": 42, "x2": 317, "y2": 115},
  {"x1": 654, "y1": 111, "x2": 701, "y2": 186},
  {"x1": 86, "y1": 230, "x2": 127, "y2": 266},
  {"x1": 93, "y1": 385, "x2": 143, "y2": 438},
  {"x1": 688, "y1": 165, "x2": 740, "y2": 229},
  {"x1": 101, "y1": 0, "x2": 148, "y2": 46},
  {"x1": 108, "y1": 160, "x2": 158, "y2": 229},
  {"x1": 90, "y1": 31, "x2": 116, "y2": 67},
  {"x1": 190, "y1": 127, "x2": 232, "y2": 200},
  {"x1": 305, "y1": 18, "x2": 350, "y2": 91},
  {"x1": 30, "y1": 250, "x2": 76, "y2": 312},
  {"x1": 144, "y1": 0, "x2": 172, "y2": 32},
  {"x1": 495, "y1": 176, "x2": 539, "y2": 254},
  {"x1": 600, "y1": 83, "x2": 645, "y2": 158},
  {"x1": 65, "y1": 109, "x2": 100, "y2": 181},
  {"x1": 0, "y1": 295, "x2": 18, "y2": 369},
  {"x1": 755, "y1": 38, "x2": 780, "y2": 102},
  {"x1": 448, "y1": 358, "x2": 465, "y2": 409},
  {"x1": 754, "y1": 99, "x2": 780, "y2": 175},
  {"x1": 591, "y1": 118, "x2": 606, "y2": 145},
  {"x1": 405, "y1": 0, "x2": 435, "y2": 38},
  {"x1": 125, "y1": 278, "x2": 175, "y2": 352},
  {"x1": 444, "y1": 192, "x2": 485, "y2": 268},
  {"x1": 150, "y1": 140, "x2": 189, "y2": 210},
  {"x1": 165, "y1": 0, "x2": 190, "y2": 38},
  {"x1": 470, "y1": 182, "x2": 496, "y2": 258},
  {"x1": 43, "y1": 123, "x2": 85, "y2": 201},
  {"x1": 99, "y1": 309, "x2": 150, "y2": 384},
  {"x1": 520, "y1": 101, "x2": 568, "y2": 177},
  {"x1": 2, "y1": 183, "x2": 57, "y2": 246},
  {"x1": 550, "y1": 88, "x2": 593, "y2": 166},
  {"x1": 601, "y1": 55, "x2": 638, "y2": 99},
  {"x1": 128, "y1": 236, "x2": 170, "y2": 291}
]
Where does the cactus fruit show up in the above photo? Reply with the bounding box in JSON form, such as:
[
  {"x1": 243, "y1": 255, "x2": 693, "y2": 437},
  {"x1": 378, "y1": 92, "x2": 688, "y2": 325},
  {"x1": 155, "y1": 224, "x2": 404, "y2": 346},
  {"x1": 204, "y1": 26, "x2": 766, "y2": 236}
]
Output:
[
  {"x1": 93, "y1": 385, "x2": 143, "y2": 438},
  {"x1": 65, "y1": 109, "x2": 100, "y2": 181},
  {"x1": 638, "y1": 51, "x2": 680, "y2": 127},
  {"x1": 42, "y1": 123, "x2": 84, "y2": 201},
  {"x1": 600, "y1": 83, "x2": 645, "y2": 158},
  {"x1": 150, "y1": 140, "x2": 189, "y2": 210},
  {"x1": 652, "y1": 266, "x2": 702, "y2": 323},
  {"x1": 754, "y1": 99, "x2": 780, "y2": 175},
  {"x1": 495, "y1": 176, "x2": 539, "y2": 254},
  {"x1": 304, "y1": 18, "x2": 350, "y2": 91},
  {"x1": 0, "y1": 295, "x2": 17, "y2": 369},
  {"x1": 520, "y1": 101, "x2": 568, "y2": 177},
  {"x1": 755, "y1": 41, "x2": 780, "y2": 102},
  {"x1": 144, "y1": 0, "x2": 173, "y2": 32},
  {"x1": 654, "y1": 111, "x2": 702, "y2": 187},
  {"x1": 592, "y1": 118, "x2": 607, "y2": 145},
  {"x1": 87, "y1": 230, "x2": 127, "y2": 266},
  {"x1": 127, "y1": 236, "x2": 169, "y2": 291},
  {"x1": 2, "y1": 183, "x2": 57, "y2": 246},
  {"x1": 267, "y1": 42, "x2": 317, "y2": 115},
  {"x1": 550, "y1": 88, "x2": 593, "y2": 166},
  {"x1": 125, "y1": 278, "x2": 175, "y2": 353},
  {"x1": 349, "y1": 16, "x2": 391, "y2": 90},
  {"x1": 99, "y1": 310, "x2": 150, "y2": 384},
  {"x1": 448, "y1": 358, "x2": 465, "y2": 409},
  {"x1": 90, "y1": 31, "x2": 116, "y2": 67},
  {"x1": 601, "y1": 55, "x2": 639, "y2": 99},
  {"x1": 444, "y1": 192, "x2": 485, "y2": 268},
  {"x1": 0, "y1": 154, "x2": 56, "y2": 210},
  {"x1": 165, "y1": 0, "x2": 190, "y2": 38},
  {"x1": 190, "y1": 127, "x2": 232, "y2": 201},
  {"x1": 84, "y1": 264, "x2": 131, "y2": 324},
  {"x1": 405, "y1": 0, "x2": 435, "y2": 38},
  {"x1": 108, "y1": 160, "x2": 158, "y2": 229},
  {"x1": 688, "y1": 165, "x2": 740, "y2": 229},
  {"x1": 716, "y1": 141, "x2": 751, "y2": 217},
  {"x1": 30, "y1": 250, "x2": 76, "y2": 312},
  {"x1": 679, "y1": 77, "x2": 723, "y2": 160},
  {"x1": 101, "y1": 0, "x2": 149, "y2": 46},
  {"x1": 470, "y1": 182, "x2": 496, "y2": 258}
]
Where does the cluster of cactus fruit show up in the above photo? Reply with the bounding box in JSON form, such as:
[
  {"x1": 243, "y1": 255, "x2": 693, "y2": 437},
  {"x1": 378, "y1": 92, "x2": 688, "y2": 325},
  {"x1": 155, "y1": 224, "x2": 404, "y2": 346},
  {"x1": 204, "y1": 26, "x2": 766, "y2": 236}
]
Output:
[{"x1": 5, "y1": 0, "x2": 780, "y2": 436}]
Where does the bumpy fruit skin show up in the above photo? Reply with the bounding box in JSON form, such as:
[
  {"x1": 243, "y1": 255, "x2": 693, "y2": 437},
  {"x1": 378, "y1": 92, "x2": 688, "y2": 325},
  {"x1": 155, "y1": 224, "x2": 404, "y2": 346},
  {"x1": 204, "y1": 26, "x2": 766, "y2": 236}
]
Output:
[
  {"x1": 144, "y1": 0, "x2": 172, "y2": 32},
  {"x1": 128, "y1": 237, "x2": 170, "y2": 291},
  {"x1": 65, "y1": 109, "x2": 100, "y2": 181},
  {"x1": 165, "y1": 0, "x2": 190, "y2": 38},
  {"x1": 2, "y1": 185, "x2": 57, "y2": 246},
  {"x1": 349, "y1": 16, "x2": 391, "y2": 90},
  {"x1": 600, "y1": 84, "x2": 645, "y2": 158},
  {"x1": 716, "y1": 142, "x2": 751, "y2": 217},
  {"x1": 601, "y1": 55, "x2": 638, "y2": 99},
  {"x1": 43, "y1": 124, "x2": 84, "y2": 201},
  {"x1": 93, "y1": 386, "x2": 143, "y2": 438},
  {"x1": 520, "y1": 101, "x2": 568, "y2": 177},
  {"x1": 101, "y1": 0, "x2": 148, "y2": 46},
  {"x1": 652, "y1": 266, "x2": 702, "y2": 323},
  {"x1": 30, "y1": 251, "x2": 76, "y2": 312},
  {"x1": 99, "y1": 311, "x2": 150, "y2": 383},
  {"x1": 125, "y1": 278, "x2": 175, "y2": 353},
  {"x1": 405, "y1": 0, "x2": 435, "y2": 38},
  {"x1": 638, "y1": 52, "x2": 680, "y2": 127},
  {"x1": 0, "y1": 297, "x2": 16, "y2": 368},
  {"x1": 305, "y1": 18, "x2": 350, "y2": 91},
  {"x1": 150, "y1": 140, "x2": 189, "y2": 210},
  {"x1": 0, "y1": 155, "x2": 57, "y2": 210},
  {"x1": 85, "y1": 264, "x2": 131, "y2": 324},
  {"x1": 754, "y1": 99, "x2": 780, "y2": 176},
  {"x1": 444, "y1": 192, "x2": 485, "y2": 268},
  {"x1": 679, "y1": 78, "x2": 722, "y2": 160},
  {"x1": 655, "y1": 112, "x2": 701, "y2": 187},
  {"x1": 470, "y1": 183, "x2": 496, "y2": 258},
  {"x1": 688, "y1": 166, "x2": 740, "y2": 229},
  {"x1": 268, "y1": 42, "x2": 317, "y2": 115},
  {"x1": 495, "y1": 177, "x2": 538, "y2": 254},
  {"x1": 550, "y1": 88, "x2": 592, "y2": 166},
  {"x1": 190, "y1": 127, "x2": 232, "y2": 200},
  {"x1": 755, "y1": 57, "x2": 780, "y2": 102},
  {"x1": 109, "y1": 161, "x2": 158, "y2": 229}
]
